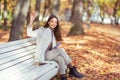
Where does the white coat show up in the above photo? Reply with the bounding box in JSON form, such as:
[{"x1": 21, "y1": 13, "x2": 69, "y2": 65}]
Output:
[{"x1": 27, "y1": 25, "x2": 56, "y2": 63}]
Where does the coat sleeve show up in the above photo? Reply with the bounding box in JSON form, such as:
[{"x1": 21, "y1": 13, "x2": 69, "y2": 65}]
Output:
[{"x1": 27, "y1": 25, "x2": 43, "y2": 38}]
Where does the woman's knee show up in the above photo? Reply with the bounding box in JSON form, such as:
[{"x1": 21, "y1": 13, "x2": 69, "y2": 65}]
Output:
[
  {"x1": 55, "y1": 56, "x2": 66, "y2": 65},
  {"x1": 55, "y1": 56, "x2": 64, "y2": 61},
  {"x1": 57, "y1": 48, "x2": 65, "y2": 52}
]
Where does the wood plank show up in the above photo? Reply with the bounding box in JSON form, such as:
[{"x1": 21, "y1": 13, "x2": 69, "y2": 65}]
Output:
[
  {"x1": 0, "y1": 38, "x2": 36, "y2": 49},
  {"x1": 12, "y1": 66, "x2": 48, "y2": 80},
  {"x1": 2, "y1": 62, "x2": 58, "y2": 80},
  {"x1": 0, "y1": 42, "x2": 36, "y2": 54},
  {"x1": 0, "y1": 67, "x2": 35, "y2": 80},
  {"x1": 22, "y1": 61, "x2": 58, "y2": 80},
  {"x1": 0, "y1": 49, "x2": 35, "y2": 64},
  {"x1": 0, "y1": 45, "x2": 35, "y2": 60},
  {"x1": 0, "y1": 59, "x2": 34, "y2": 80},
  {"x1": 0, "y1": 54, "x2": 33, "y2": 71},
  {"x1": 0, "y1": 58, "x2": 34, "y2": 73},
  {"x1": 37, "y1": 68, "x2": 58, "y2": 80}
]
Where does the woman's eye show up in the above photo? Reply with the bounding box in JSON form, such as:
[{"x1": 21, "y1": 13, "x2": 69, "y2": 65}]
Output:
[{"x1": 51, "y1": 20, "x2": 54, "y2": 23}]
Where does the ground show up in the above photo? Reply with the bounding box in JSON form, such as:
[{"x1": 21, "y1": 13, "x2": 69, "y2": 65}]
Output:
[{"x1": 0, "y1": 22, "x2": 120, "y2": 80}]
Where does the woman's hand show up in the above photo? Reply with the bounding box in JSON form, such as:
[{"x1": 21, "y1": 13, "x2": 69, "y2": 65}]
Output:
[
  {"x1": 29, "y1": 12, "x2": 37, "y2": 26},
  {"x1": 34, "y1": 61, "x2": 52, "y2": 67}
]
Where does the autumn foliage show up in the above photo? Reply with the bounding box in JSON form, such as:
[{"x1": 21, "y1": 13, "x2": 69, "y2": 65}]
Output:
[
  {"x1": 0, "y1": 23, "x2": 120, "y2": 80},
  {"x1": 60, "y1": 23, "x2": 120, "y2": 80}
]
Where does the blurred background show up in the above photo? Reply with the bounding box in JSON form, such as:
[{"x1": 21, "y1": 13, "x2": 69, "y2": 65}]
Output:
[
  {"x1": 0, "y1": 0, "x2": 120, "y2": 42},
  {"x1": 0, "y1": 0, "x2": 120, "y2": 41},
  {"x1": 0, "y1": 0, "x2": 120, "y2": 80}
]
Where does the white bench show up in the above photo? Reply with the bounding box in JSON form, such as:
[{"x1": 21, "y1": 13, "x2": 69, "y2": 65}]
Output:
[{"x1": 0, "y1": 38, "x2": 59, "y2": 80}]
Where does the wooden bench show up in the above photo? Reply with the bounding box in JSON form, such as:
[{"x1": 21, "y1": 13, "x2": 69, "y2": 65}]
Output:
[{"x1": 0, "y1": 38, "x2": 59, "y2": 80}]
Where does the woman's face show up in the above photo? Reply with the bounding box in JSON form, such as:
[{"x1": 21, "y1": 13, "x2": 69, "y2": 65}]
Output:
[{"x1": 48, "y1": 18, "x2": 57, "y2": 29}]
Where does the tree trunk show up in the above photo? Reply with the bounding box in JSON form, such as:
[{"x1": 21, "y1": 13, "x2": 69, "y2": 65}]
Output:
[
  {"x1": 51, "y1": 0, "x2": 60, "y2": 16},
  {"x1": 42, "y1": 0, "x2": 60, "y2": 19},
  {"x1": 42, "y1": 0, "x2": 51, "y2": 21},
  {"x1": 83, "y1": 0, "x2": 93, "y2": 28},
  {"x1": 9, "y1": 0, "x2": 30, "y2": 41},
  {"x1": 3, "y1": 0, "x2": 7, "y2": 31},
  {"x1": 68, "y1": 0, "x2": 84, "y2": 36},
  {"x1": 113, "y1": 0, "x2": 120, "y2": 25},
  {"x1": 100, "y1": 11, "x2": 105, "y2": 24},
  {"x1": 34, "y1": 0, "x2": 41, "y2": 29}
]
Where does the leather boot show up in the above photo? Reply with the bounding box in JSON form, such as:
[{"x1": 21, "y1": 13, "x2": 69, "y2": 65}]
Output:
[
  {"x1": 60, "y1": 76, "x2": 67, "y2": 80},
  {"x1": 60, "y1": 74, "x2": 67, "y2": 80},
  {"x1": 69, "y1": 66, "x2": 84, "y2": 79}
]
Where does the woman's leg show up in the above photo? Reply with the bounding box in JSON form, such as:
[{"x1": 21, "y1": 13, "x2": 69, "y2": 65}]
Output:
[
  {"x1": 46, "y1": 48, "x2": 74, "y2": 69},
  {"x1": 55, "y1": 48, "x2": 72, "y2": 65},
  {"x1": 45, "y1": 48, "x2": 71, "y2": 65},
  {"x1": 45, "y1": 50, "x2": 67, "y2": 80},
  {"x1": 46, "y1": 50, "x2": 67, "y2": 74},
  {"x1": 45, "y1": 48, "x2": 84, "y2": 79},
  {"x1": 45, "y1": 49, "x2": 60, "y2": 60},
  {"x1": 54, "y1": 56, "x2": 67, "y2": 74},
  {"x1": 56, "y1": 48, "x2": 84, "y2": 79},
  {"x1": 54, "y1": 56, "x2": 67, "y2": 80}
]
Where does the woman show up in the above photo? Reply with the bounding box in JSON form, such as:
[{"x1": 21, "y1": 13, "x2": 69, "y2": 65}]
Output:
[{"x1": 27, "y1": 13, "x2": 84, "y2": 80}]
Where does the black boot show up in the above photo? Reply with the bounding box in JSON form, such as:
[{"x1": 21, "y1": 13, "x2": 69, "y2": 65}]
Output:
[
  {"x1": 69, "y1": 66, "x2": 84, "y2": 79},
  {"x1": 60, "y1": 76, "x2": 67, "y2": 80},
  {"x1": 60, "y1": 74, "x2": 67, "y2": 80}
]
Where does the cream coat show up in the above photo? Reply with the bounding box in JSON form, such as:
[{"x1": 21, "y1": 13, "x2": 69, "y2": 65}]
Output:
[{"x1": 27, "y1": 25, "x2": 56, "y2": 63}]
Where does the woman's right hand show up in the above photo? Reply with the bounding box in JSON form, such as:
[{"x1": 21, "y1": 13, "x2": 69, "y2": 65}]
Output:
[{"x1": 29, "y1": 12, "x2": 37, "y2": 26}]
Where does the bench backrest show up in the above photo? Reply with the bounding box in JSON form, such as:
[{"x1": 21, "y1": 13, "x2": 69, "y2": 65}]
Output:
[
  {"x1": 0, "y1": 38, "x2": 58, "y2": 80},
  {"x1": 0, "y1": 38, "x2": 36, "y2": 71}
]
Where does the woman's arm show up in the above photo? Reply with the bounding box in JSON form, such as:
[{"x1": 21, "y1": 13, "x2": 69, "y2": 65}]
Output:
[
  {"x1": 27, "y1": 25, "x2": 38, "y2": 37},
  {"x1": 27, "y1": 12, "x2": 38, "y2": 37}
]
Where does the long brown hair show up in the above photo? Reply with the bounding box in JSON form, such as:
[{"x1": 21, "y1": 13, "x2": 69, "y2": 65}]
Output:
[{"x1": 43, "y1": 15, "x2": 62, "y2": 41}]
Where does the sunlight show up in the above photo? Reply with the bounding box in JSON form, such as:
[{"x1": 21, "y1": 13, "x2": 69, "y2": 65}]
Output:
[
  {"x1": 88, "y1": 50, "x2": 108, "y2": 58},
  {"x1": 84, "y1": 36, "x2": 97, "y2": 41}
]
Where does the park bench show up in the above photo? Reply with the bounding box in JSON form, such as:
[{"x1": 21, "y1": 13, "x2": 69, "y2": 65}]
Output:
[{"x1": 0, "y1": 38, "x2": 59, "y2": 80}]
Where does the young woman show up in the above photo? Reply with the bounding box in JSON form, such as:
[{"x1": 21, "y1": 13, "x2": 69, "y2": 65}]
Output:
[{"x1": 27, "y1": 13, "x2": 84, "y2": 80}]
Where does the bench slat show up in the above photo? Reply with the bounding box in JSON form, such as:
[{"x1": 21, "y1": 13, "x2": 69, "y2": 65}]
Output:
[
  {"x1": 0, "y1": 49, "x2": 35, "y2": 65},
  {"x1": 0, "y1": 58, "x2": 34, "y2": 78},
  {"x1": 37, "y1": 68, "x2": 58, "y2": 80},
  {"x1": 0, "y1": 38, "x2": 35, "y2": 49},
  {"x1": 1, "y1": 62, "x2": 58, "y2": 80},
  {"x1": 17, "y1": 62, "x2": 58, "y2": 80},
  {"x1": 0, "y1": 63, "x2": 34, "y2": 80},
  {"x1": 0, "y1": 42, "x2": 35, "y2": 54},
  {"x1": 0, "y1": 45, "x2": 35, "y2": 60},
  {"x1": 0, "y1": 54, "x2": 33, "y2": 71},
  {"x1": 24, "y1": 67, "x2": 58, "y2": 80},
  {"x1": 11, "y1": 64, "x2": 52, "y2": 80}
]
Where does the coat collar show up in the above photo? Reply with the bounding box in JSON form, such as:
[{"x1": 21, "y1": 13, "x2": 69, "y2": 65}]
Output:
[{"x1": 46, "y1": 27, "x2": 54, "y2": 33}]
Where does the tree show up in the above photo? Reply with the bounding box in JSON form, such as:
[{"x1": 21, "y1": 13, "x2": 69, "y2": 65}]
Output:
[
  {"x1": 42, "y1": 0, "x2": 51, "y2": 21},
  {"x1": 96, "y1": 0, "x2": 120, "y2": 25},
  {"x1": 83, "y1": 0, "x2": 94, "y2": 28},
  {"x1": 68, "y1": 0, "x2": 84, "y2": 36},
  {"x1": 9, "y1": 0, "x2": 30, "y2": 41},
  {"x1": 50, "y1": 0, "x2": 60, "y2": 16},
  {"x1": 42, "y1": 0, "x2": 60, "y2": 20},
  {"x1": 3, "y1": 0, "x2": 7, "y2": 30},
  {"x1": 34, "y1": 0, "x2": 41, "y2": 29},
  {"x1": 113, "y1": 0, "x2": 120, "y2": 25}
]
